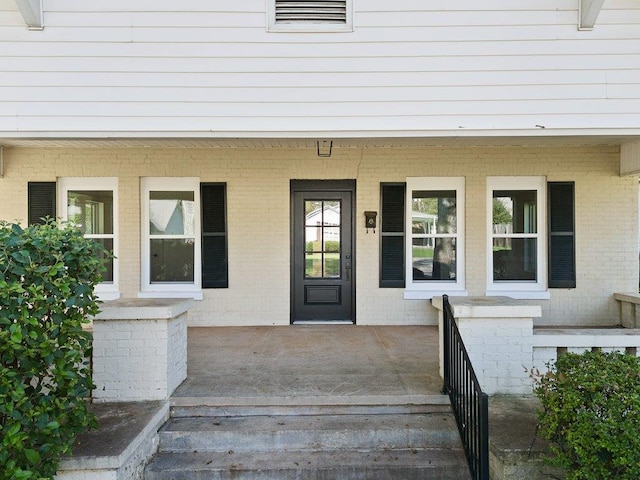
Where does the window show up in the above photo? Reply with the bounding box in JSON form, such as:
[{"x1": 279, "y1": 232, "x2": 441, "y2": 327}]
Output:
[
  {"x1": 487, "y1": 176, "x2": 548, "y2": 298},
  {"x1": 405, "y1": 177, "x2": 466, "y2": 298},
  {"x1": 268, "y1": 0, "x2": 353, "y2": 32},
  {"x1": 548, "y1": 182, "x2": 576, "y2": 288},
  {"x1": 140, "y1": 177, "x2": 202, "y2": 299},
  {"x1": 201, "y1": 183, "x2": 228, "y2": 289},
  {"x1": 380, "y1": 183, "x2": 405, "y2": 288},
  {"x1": 58, "y1": 177, "x2": 119, "y2": 300}
]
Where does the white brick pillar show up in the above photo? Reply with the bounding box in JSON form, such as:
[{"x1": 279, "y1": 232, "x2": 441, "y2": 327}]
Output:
[
  {"x1": 614, "y1": 292, "x2": 640, "y2": 328},
  {"x1": 91, "y1": 298, "x2": 193, "y2": 402},
  {"x1": 433, "y1": 296, "x2": 541, "y2": 395}
]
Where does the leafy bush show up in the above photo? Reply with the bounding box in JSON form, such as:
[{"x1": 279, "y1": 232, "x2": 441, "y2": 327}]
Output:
[
  {"x1": 533, "y1": 350, "x2": 640, "y2": 480},
  {"x1": 305, "y1": 240, "x2": 340, "y2": 253},
  {"x1": 0, "y1": 221, "x2": 107, "y2": 479}
]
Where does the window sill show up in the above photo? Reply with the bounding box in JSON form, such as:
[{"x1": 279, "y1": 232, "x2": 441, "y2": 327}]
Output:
[
  {"x1": 138, "y1": 291, "x2": 204, "y2": 301},
  {"x1": 404, "y1": 289, "x2": 469, "y2": 300},
  {"x1": 96, "y1": 291, "x2": 121, "y2": 301},
  {"x1": 485, "y1": 290, "x2": 551, "y2": 300}
]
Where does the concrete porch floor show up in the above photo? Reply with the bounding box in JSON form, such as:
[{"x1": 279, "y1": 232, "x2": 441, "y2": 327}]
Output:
[
  {"x1": 171, "y1": 325, "x2": 447, "y2": 407},
  {"x1": 60, "y1": 325, "x2": 553, "y2": 480}
]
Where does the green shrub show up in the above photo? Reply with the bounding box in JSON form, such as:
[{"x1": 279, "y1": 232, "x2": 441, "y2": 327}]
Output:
[
  {"x1": 533, "y1": 350, "x2": 640, "y2": 480},
  {"x1": 305, "y1": 240, "x2": 340, "y2": 253},
  {"x1": 0, "y1": 221, "x2": 107, "y2": 479}
]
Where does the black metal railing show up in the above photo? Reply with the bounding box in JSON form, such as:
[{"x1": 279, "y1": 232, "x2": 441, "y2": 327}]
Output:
[{"x1": 441, "y1": 294, "x2": 489, "y2": 480}]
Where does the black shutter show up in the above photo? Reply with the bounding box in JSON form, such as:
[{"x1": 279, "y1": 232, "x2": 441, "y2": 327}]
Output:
[
  {"x1": 201, "y1": 183, "x2": 228, "y2": 288},
  {"x1": 380, "y1": 183, "x2": 405, "y2": 288},
  {"x1": 548, "y1": 182, "x2": 576, "y2": 288},
  {"x1": 28, "y1": 182, "x2": 56, "y2": 225}
]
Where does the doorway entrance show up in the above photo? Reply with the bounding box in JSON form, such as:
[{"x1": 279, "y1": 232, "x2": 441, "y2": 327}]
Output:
[{"x1": 291, "y1": 180, "x2": 355, "y2": 323}]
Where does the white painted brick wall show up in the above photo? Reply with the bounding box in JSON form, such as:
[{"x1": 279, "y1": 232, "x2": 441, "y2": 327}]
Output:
[
  {"x1": 457, "y1": 316, "x2": 535, "y2": 395},
  {"x1": 167, "y1": 315, "x2": 188, "y2": 394},
  {"x1": 92, "y1": 313, "x2": 187, "y2": 402},
  {"x1": 55, "y1": 471, "x2": 115, "y2": 480},
  {"x1": 532, "y1": 347, "x2": 557, "y2": 373},
  {"x1": 0, "y1": 145, "x2": 635, "y2": 327}
]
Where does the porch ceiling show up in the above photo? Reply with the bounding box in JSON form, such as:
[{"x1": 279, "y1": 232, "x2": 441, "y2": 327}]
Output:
[{"x1": 0, "y1": 134, "x2": 638, "y2": 149}]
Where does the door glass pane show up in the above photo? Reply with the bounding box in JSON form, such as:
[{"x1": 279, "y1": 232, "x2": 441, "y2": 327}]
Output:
[
  {"x1": 150, "y1": 239, "x2": 195, "y2": 283},
  {"x1": 67, "y1": 190, "x2": 113, "y2": 235},
  {"x1": 493, "y1": 238, "x2": 537, "y2": 281},
  {"x1": 324, "y1": 253, "x2": 341, "y2": 277},
  {"x1": 323, "y1": 227, "x2": 340, "y2": 252},
  {"x1": 304, "y1": 199, "x2": 342, "y2": 279},
  {"x1": 412, "y1": 238, "x2": 456, "y2": 281},
  {"x1": 322, "y1": 201, "x2": 341, "y2": 226},
  {"x1": 305, "y1": 226, "x2": 320, "y2": 252},
  {"x1": 149, "y1": 191, "x2": 195, "y2": 235},
  {"x1": 305, "y1": 252, "x2": 322, "y2": 278}
]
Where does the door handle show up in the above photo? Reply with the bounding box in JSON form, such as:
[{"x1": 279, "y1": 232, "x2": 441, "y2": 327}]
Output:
[{"x1": 345, "y1": 262, "x2": 351, "y2": 281}]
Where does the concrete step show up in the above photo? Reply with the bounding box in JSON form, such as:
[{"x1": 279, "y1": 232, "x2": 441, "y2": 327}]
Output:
[
  {"x1": 169, "y1": 403, "x2": 453, "y2": 418},
  {"x1": 146, "y1": 403, "x2": 471, "y2": 479},
  {"x1": 170, "y1": 393, "x2": 451, "y2": 409},
  {"x1": 158, "y1": 413, "x2": 461, "y2": 454},
  {"x1": 145, "y1": 449, "x2": 471, "y2": 480}
]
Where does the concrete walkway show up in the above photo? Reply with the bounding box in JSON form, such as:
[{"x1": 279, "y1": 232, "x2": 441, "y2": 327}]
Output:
[{"x1": 172, "y1": 325, "x2": 446, "y2": 406}]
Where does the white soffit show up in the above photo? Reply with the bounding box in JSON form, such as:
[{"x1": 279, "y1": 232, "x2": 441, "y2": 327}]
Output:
[
  {"x1": 0, "y1": 135, "x2": 637, "y2": 149},
  {"x1": 580, "y1": 0, "x2": 605, "y2": 30},
  {"x1": 14, "y1": 0, "x2": 42, "y2": 29}
]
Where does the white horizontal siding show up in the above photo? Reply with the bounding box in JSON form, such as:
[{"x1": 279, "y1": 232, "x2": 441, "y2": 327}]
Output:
[
  {"x1": 43, "y1": 0, "x2": 265, "y2": 13},
  {"x1": 0, "y1": 0, "x2": 17, "y2": 10},
  {"x1": 3, "y1": 37, "x2": 640, "y2": 55},
  {"x1": 0, "y1": 5, "x2": 22, "y2": 27},
  {"x1": 4, "y1": 115, "x2": 639, "y2": 136},
  {"x1": 0, "y1": 85, "x2": 612, "y2": 103},
  {"x1": 0, "y1": 0, "x2": 639, "y2": 136},
  {"x1": 0, "y1": 70, "x2": 617, "y2": 88},
  {"x1": 2, "y1": 26, "x2": 640, "y2": 45},
  {"x1": 5, "y1": 53, "x2": 640, "y2": 73}
]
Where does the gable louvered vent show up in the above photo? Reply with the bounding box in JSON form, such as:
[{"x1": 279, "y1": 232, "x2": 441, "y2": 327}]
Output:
[{"x1": 275, "y1": 1, "x2": 347, "y2": 24}]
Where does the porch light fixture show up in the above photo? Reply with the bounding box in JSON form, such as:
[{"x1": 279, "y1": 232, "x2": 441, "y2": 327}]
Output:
[{"x1": 317, "y1": 140, "x2": 333, "y2": 157}]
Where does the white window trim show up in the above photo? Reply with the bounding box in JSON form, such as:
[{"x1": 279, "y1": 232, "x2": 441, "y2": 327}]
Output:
[
  {"x1": 404, "y1": 177, "x2": 467, "y2": 300},
  {"x1": 57, "y1": 177, "x2": 120, "y2": 301},
  {"x1": 139, "y1": 177, "x2": 202, "y2": 300},
  {"x1": 267, "y1": 0, "x2": 354, "y2": 32},
  {"x1": 486, "y1": 176, "x2": 549, "y2": 300}
]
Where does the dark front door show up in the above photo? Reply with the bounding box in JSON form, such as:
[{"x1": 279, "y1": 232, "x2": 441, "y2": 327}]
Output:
[{"x1": 291, "y1": 180, "x2": 355, "y2": 323}]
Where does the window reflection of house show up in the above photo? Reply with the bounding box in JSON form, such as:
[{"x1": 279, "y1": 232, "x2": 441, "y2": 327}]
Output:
[
  {"x1": 305, "y1": 203, "x2": 340, "y2": 243},
  {"x1": 149, "y1": 198, "x2": 196, "y2": 236},
  {"x1": 412, "y1": 211, "x2": 437, "y2": 247}
]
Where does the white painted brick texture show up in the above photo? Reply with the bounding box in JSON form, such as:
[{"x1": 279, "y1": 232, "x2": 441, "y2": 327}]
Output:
[
  {"x1": 92, "y1": 313, "x2": 187, "y2": 402},
  {"x1": 55, "y1": 471, "x2": 115, "y2": 480},
  {"x1": 0, "y1": 145, "x2": 635, "y2": 327},
  {"x1": 457, "y1": 316, "x2": 535, "y2": 395}
]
